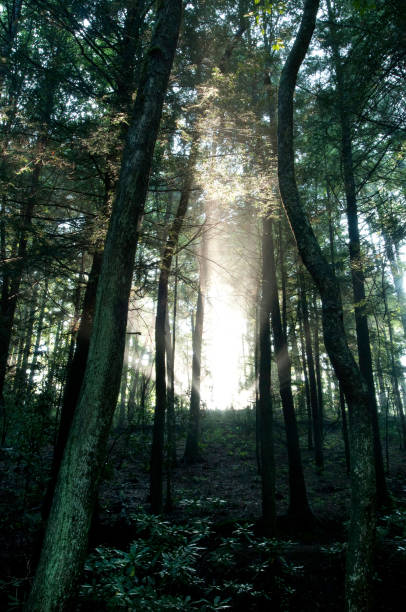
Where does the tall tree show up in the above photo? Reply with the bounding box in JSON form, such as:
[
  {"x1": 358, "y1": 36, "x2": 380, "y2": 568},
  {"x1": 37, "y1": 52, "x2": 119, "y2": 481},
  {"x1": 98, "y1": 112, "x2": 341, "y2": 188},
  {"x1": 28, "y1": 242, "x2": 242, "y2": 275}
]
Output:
[
  {"x1": 266, "y1": 216, "x2": 313, "y2": 523},
  {"x1": 184, "y1": 219, "x2": 207, "y2": 464},
  {"x1": 326, "y1": 0, "x2": 389, "y2": 507},
  {"x1": 151, "y1": 139, "x2": 198, "y2": 511},
  {"x1": 277, "y1": 0, "x2": 376, "y2": 609},
  {"x1": 27, "y1": 2, "x2": 182, "y2": 608},
  {"x1": 257, "y1": 215, "x2": 276, "y2": 534}
]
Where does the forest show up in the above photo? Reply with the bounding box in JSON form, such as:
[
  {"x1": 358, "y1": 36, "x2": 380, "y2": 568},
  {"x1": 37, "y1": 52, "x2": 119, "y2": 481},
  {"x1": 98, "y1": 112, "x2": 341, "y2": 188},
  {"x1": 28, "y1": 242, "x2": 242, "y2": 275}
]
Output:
[{"x1": 0, "y1": 0, "x2": 405, "y2": 610}]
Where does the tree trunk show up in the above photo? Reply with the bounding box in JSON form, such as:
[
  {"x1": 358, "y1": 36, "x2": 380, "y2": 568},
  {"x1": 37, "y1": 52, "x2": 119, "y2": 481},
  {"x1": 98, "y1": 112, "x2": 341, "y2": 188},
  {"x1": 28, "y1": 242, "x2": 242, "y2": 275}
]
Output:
[
  {"x1": 0, "y1": 0, "x2": 23, "y2": 90},
  {"x1": 184, "y1": 232, "x2": 207, "y2": 464},
  {"x1": 326, "y1": 0, "x2": 388, "y2": 508},
  {"x1": 29, "y1": 278, "x2": 48, "y2": 388},
  {"x1": 313, "y1": 295, "x2": 324, "y2": 440},
  {"x1": 382, "y1": 265, "x2": 406, "y2": 449},
  {"x1": 151, "y1": 141, "x2": 197, "y2": 511},
  {"x1": 266, "y1": 216, "x2": 313, "y2": 523},
  {"x1": 41, "y1": 249, "x2": 103, "y2": 521},
  {"x1": 298, "y1": 304, "x2": 313, "y2": 450},
  {"x1": 339, "y1": 384, "x2": 351, "y2": 476},
  {"x1": 257, "y1": 217, "x2": 276, "y2": 534},
  {"x1": 277, "y1": 1, "x2": 376, "y2": 609},
  {"x1": 0, "y1": 162, "x2": 39, "y2": 405},
  {"x1": 300, "y1": 272, "x2": 323, "y2": 469},
  {"x1": 27, "y1": 4, "x2": 182, "y2": 609}
]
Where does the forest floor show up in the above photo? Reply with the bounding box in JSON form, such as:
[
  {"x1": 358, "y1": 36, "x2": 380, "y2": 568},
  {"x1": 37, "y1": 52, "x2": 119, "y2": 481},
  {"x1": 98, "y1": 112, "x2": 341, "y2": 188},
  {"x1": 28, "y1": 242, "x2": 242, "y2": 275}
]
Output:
[{"x1": 1, "y1": 408, "x2": 406, "y2": 610}]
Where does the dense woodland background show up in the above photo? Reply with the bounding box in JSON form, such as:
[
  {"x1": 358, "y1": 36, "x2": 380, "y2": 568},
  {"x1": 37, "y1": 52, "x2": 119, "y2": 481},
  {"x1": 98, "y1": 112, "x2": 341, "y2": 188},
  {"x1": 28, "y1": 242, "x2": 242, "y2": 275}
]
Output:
[{"x1": 0, "y1": 0, "x2": 405, "y2": 610}]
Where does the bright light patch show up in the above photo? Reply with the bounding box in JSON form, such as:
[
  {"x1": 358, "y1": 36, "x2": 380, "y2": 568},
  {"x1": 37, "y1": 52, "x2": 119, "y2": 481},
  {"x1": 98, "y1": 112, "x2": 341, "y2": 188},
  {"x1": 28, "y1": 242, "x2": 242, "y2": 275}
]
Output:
[{"x1": 203, "y1": 279, "x2": 250, "y2": 410}]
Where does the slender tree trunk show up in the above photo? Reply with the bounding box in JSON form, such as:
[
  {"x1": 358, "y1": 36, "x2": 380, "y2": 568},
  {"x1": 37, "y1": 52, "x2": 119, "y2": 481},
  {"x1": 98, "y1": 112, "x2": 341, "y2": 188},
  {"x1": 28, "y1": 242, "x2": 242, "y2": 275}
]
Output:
[
  {"x1": 382, "y1": 266, "x2": 406, "y2": 449},
  {"x1": 167, "y1": 256, "x2": 178, "y2": 467},
  {"x1": 266, "y1": 216, "x2": 313, "y2": 522},
  {"x1": 118, "y1": 332, "x2": 130, "y2": 428},
  {"x1": 184, "y1": 231, "x2": 207, "y2": 464},
  {"x1": 327, "y1": 0, "x2": 388, "y2": 508},
  {"x1": 27, "y1": 5, "x2": 182, "y2": 609},
  {"x1": 300, "y1": 273, "x2": 323, "y2": 468},
  {"x1": 298, "y1": 305, "x2": 313, "y2": 449},
  {"x1": 40, "y1": 0, "x2": 147, "y2": 523},
  {"x1": 0, "y1": 162, "x2": 40, "y2": 405},
  {"x1": 339, "y1": 385, "x2": 351, "y2": 476},
  {"x1": 277, "y1": 1, "x2": 376, "y2": 609},
  {"x1": 313, "y1": 295, "x2": 324, "y2": 440},
  {"x1": 151, "y1": 141, "x2": 197, "y2": 510},
  {"x1": 0, "y1": 0, "x2": 23, "y2": 90},
  {"x1": 257, "y1": 217, "x2": 276, "y2": 534},
  {"x1": 29, "y1": 278, "x2": 48, "y2": 388},
  {"x1": 41, "y1": 250, "x2": 103, "y2": 521},
  {"x1": 254, "y1": 284, "x2": 262, "y2": 474}
]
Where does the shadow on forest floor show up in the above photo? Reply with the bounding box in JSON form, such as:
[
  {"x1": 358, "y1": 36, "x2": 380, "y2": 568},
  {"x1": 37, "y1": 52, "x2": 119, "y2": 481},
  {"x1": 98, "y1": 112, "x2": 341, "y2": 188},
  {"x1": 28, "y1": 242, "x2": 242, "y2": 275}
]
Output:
[{"x1": 1, "y1": 409, "x2": 406, "y2": 609}]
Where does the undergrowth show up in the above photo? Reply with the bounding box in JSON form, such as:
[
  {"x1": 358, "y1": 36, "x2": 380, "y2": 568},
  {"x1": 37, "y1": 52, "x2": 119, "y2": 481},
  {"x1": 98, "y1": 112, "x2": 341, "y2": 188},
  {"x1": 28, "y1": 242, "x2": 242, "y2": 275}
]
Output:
[{"x1": 79, "y1": 512, "x2": 299, "y2": 611}]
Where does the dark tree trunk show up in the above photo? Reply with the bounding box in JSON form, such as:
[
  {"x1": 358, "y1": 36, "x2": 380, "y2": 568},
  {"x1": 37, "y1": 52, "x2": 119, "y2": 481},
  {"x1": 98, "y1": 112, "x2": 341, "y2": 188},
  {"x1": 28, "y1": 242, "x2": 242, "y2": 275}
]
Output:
[
  {"x1": 0, "y1": 162, "x2": 39, "y2": 405},
  {"x1": 151, "y1": 142, "x2": 197, "y2": 510},
  {"x1": 27, "y1": 4, "x2": 182, "y2": 609},
  {"x1": 184, "y1": 240, "x2": 206, "y2": 464},
  {"x1": 166, "y1": 262, "x2": 178, "y2": 468},
  {"x1": 277, "y1": 1, "x2": 376, "y2": 609},
  {"x1": 0, "y1": 0, "x2": 23, "y2": 89},
  {"x1": 327, "y1": 0, "x2": 388, "y2": 508},
  {"x1": 313, "y1": 296, "x2": 324, "y2": 440},
  {"x1": 266, "y1": 216, "x2": 313, "y2": 523},
  {"x1": 339, "y1": 384, "x2": 351, "y2": 476},
  {"x1": 41, "y1": 249, "x2": 103, "y2": 521},
  {"x1": 40, "y1": 0, "x2": 147, "y2": 523},
  {"x1": 254, "y1": 287, "x2": 262, "y2": 474},
  {"x1": 382, "y1": 266, "x2": 406, "y2": 449},
  {"x1": 257, "y1": 217, "x2": 276, "y2": 534},
  {"x1": 300, "y1": 273, "x2": 323, "y2": 469},
  {"x1": 383, "y1": 234, "x2": 406, "y2": 340},
  {"x1": 28, "y1": 278, "x2": 48, "y2": 388},
  {"x1": 298, "y1": 305, "x2": 313, "y2": 450}
]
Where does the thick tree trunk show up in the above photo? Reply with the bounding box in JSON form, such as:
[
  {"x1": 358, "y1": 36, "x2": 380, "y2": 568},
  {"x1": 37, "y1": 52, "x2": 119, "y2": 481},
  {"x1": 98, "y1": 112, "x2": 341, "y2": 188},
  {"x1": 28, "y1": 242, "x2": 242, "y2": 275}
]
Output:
[
  {"x1": 27, "y1": 4, "x2": 182, "y2": 609},
  {"x1": 277, "y1": 1, "x2": 376, "y2": 609}
]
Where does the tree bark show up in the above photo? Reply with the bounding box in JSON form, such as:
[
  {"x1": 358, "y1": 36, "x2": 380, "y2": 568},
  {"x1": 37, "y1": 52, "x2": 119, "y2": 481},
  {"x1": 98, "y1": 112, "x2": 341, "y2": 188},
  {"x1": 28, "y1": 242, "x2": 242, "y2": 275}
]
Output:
[
  {"x1": 27, "y1": 3, "x2": 182, "y2": 609},
  {"x1": 277, "y1": 1, "x2": 376, "y2": 609}
]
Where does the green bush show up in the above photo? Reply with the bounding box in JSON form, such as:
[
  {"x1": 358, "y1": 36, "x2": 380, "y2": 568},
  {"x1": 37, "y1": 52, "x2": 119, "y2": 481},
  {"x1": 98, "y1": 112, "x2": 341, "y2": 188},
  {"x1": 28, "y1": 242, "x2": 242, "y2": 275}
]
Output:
[{"x1": 80, "y1": 514, "x2": 298, "y2": 611}]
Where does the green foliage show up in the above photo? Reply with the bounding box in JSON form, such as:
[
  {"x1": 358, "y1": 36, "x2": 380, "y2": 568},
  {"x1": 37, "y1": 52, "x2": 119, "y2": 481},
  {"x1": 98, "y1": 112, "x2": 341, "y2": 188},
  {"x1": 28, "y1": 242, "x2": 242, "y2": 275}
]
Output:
[
  {"x1": 80, "y1": 514, "x2": 298, "y2": 611},
  {"x1": 377, "y1": 508, "x2": 406, "y2": 554},
  {"x1": 80, "y1": 514, "x2": 226, "y2": 610}
]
